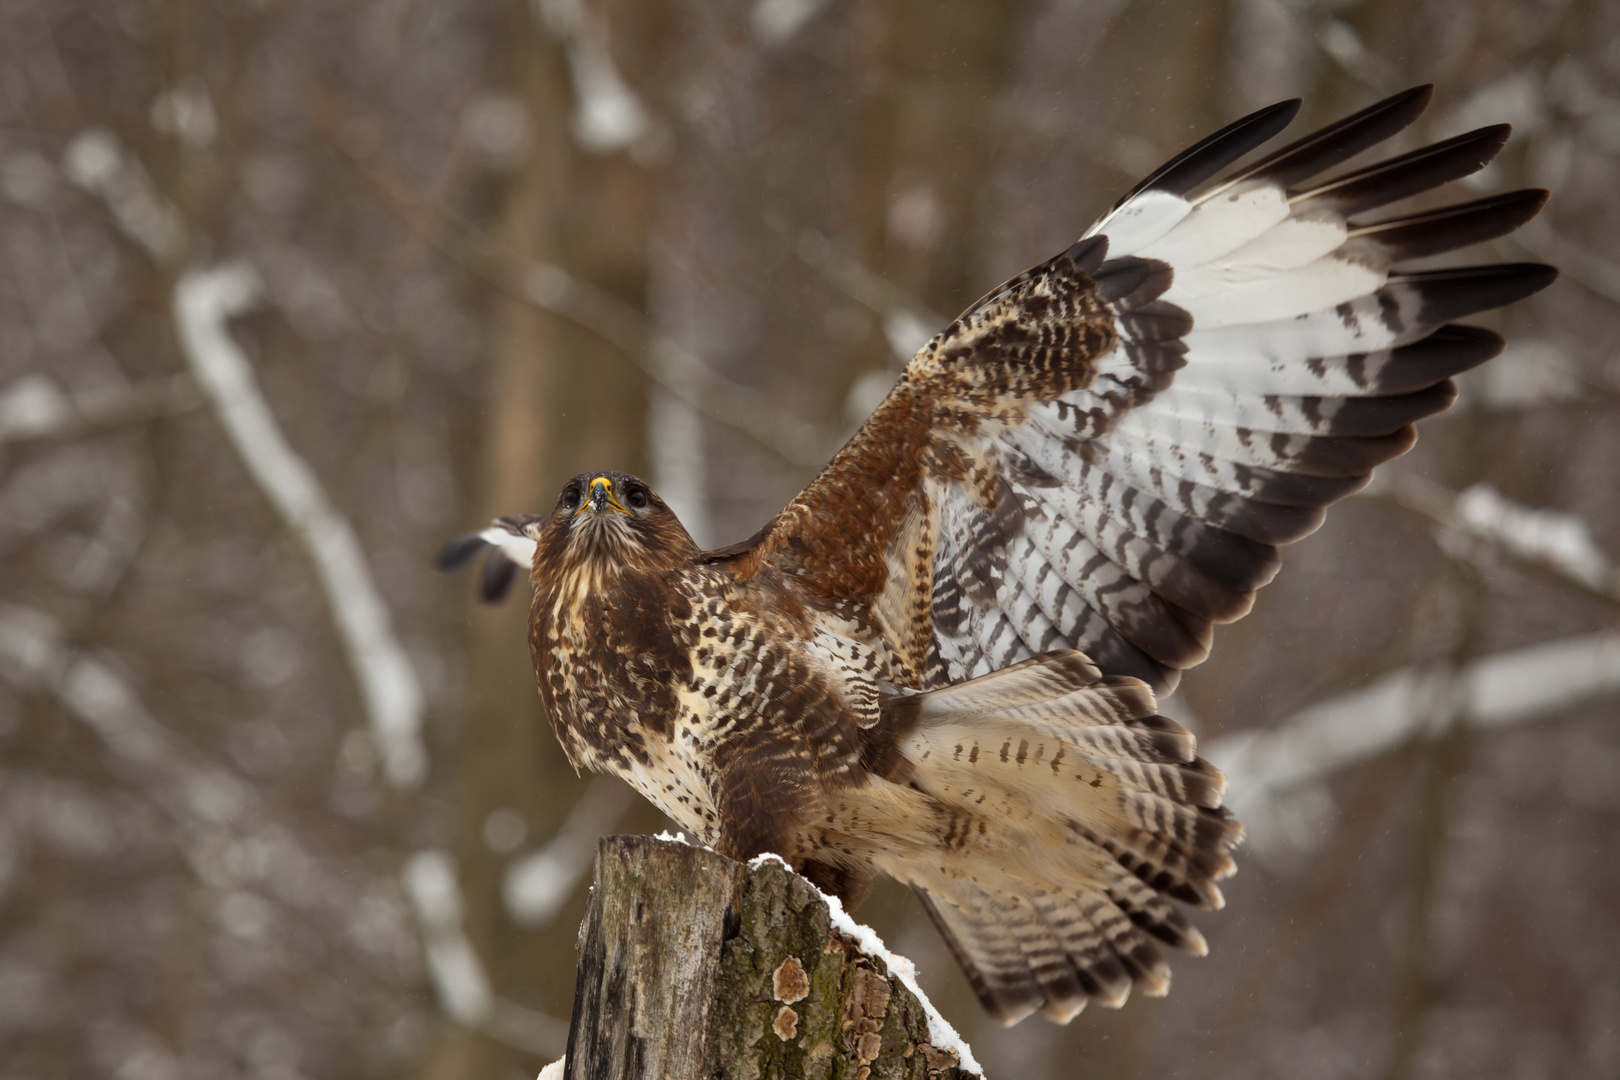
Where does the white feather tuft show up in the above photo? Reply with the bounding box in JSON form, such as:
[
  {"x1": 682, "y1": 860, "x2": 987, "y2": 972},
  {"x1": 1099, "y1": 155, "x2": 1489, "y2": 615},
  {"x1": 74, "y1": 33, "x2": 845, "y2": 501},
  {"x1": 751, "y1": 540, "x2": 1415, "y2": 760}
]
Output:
[{"x1": 480, "y1": 525, "x2": 538, "y2": 566}]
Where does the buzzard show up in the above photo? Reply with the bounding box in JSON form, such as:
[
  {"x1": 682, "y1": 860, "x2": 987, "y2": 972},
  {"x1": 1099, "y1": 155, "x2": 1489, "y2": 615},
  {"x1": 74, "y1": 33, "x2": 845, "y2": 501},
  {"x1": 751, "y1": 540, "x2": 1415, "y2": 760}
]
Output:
[{"x1": 440, "y1": 85, "x2": 1555, "y2": 1025}]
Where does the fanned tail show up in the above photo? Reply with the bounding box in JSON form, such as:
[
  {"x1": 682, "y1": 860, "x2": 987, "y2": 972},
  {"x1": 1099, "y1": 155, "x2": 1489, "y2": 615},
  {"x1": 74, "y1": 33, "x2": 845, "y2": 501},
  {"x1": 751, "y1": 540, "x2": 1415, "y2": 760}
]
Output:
[{"x1": 849, "y1": 651, "x2": 1239, "y2": 1025}]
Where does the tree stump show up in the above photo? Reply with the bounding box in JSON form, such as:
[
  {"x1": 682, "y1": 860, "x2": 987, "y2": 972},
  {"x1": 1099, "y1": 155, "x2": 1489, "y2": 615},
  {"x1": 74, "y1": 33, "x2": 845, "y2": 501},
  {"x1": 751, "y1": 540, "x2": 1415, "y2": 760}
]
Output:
[{"x1": 562, "y1": 835, "x2": 981, "y2": 1080}]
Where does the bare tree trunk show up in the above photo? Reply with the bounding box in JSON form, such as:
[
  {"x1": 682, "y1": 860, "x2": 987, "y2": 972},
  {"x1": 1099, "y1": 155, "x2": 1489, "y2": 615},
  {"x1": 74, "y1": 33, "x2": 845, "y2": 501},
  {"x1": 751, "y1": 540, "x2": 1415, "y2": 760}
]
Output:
[{"x1": 563, "y1": 836, "x2": 980, "y2": 1080}]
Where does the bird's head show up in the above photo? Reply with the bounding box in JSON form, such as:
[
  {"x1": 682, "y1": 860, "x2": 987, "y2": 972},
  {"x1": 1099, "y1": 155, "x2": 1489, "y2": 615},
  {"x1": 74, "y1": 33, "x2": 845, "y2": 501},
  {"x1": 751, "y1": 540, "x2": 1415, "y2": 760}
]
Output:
[{"x1": 536, "y1": 470, "x2": 699, "y2": 575}]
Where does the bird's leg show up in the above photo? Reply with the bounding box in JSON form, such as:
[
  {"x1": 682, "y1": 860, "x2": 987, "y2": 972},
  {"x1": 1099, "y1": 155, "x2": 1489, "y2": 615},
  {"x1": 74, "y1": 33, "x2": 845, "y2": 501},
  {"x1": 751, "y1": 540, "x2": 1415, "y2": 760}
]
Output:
[
  {"x1": 798, "y1": 858, "x2": 875, "y2": 909},
  {"x1": 711, "y1": 736, "x2": 820, "y2": 869}
]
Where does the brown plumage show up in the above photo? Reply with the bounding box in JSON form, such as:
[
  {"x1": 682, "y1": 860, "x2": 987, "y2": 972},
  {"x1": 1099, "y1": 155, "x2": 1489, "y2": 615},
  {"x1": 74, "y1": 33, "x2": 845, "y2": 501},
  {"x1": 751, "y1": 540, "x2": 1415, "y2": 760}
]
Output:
[{"x1": 440, "y1": 86, "x2": 1556, "y2": 1024}]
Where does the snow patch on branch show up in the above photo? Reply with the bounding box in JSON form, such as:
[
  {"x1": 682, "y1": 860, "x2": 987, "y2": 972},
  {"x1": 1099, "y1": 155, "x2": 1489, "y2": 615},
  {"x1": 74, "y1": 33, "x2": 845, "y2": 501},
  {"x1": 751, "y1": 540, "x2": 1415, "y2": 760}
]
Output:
[
  {"x1": 531, "y1": 0, "x2": 657, "y2": 157},
  {"x1": 0, "y1": 371, "x2": 198, "y2": 445},
  {"x1": 1373, "y1": 473, "x2": 1620, "y2": 603},
  {"x1": 751, "y1": 0, "x2": 827, "y2": 45},
  {"x1": 403, "y1": 850, "x2": 495, "y2": 1026},
  {"x1": 748, "y1": 852, "x2": 984, "y2": 1076},
  {"x1": 62, "y1": 129, "x2": 185, "y2": 261},
  {"x1": 1213, "y1": 632, "x2": 1620, "y2": 850},
  {"x1": 1452, "y1": 483, "x2": 1616, "y2": 594},
  {"x1": 504, "y1": 777, "x2": 633, "y2": 926},
  {"x1": 172, "y1": 264, "x2": 427, "y2": 788},
  {"x1": 403, "y1": 846, "x2": 567, "y2": 1050}
]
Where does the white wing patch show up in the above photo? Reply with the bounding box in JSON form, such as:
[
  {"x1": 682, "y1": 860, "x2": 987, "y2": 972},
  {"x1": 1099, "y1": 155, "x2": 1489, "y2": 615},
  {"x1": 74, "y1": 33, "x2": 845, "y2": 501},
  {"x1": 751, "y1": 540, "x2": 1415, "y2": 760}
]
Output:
[
  {"x1": 1174, "y1": 215, "x2": 1349, "y2": 292},
  {"x1": 1082, "y1": 189, "x2": 1192, "y2": 255},
  {"x1": 1170, "y1": 259, "x2": 1384, "y2": 328},
  {"x1": 1136, "y1": 182, "x2": 1291, "y2": 268}
]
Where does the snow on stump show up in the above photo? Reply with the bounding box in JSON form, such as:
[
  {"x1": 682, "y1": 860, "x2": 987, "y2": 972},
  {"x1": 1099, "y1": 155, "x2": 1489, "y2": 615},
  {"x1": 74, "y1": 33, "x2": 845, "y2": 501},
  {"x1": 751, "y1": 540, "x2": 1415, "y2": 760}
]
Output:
[{"x1": 563, "y1": 834, "x2": 982, "y2": 1080}]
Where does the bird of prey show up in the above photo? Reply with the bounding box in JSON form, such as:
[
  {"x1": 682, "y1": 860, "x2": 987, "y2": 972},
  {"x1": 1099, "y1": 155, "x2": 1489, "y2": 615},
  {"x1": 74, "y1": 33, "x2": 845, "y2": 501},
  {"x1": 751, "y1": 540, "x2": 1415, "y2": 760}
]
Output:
[{"x1": 440, "y1": 85, "x2": 1555, "y2": 1025}]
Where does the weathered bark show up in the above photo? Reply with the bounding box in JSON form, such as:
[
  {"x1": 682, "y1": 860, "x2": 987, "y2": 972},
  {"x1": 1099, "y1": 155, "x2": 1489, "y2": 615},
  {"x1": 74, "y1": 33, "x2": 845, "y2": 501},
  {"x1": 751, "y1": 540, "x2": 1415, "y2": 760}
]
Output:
[{"x1": 563, "y1": 836, "x2": 980, "y2": 1080}]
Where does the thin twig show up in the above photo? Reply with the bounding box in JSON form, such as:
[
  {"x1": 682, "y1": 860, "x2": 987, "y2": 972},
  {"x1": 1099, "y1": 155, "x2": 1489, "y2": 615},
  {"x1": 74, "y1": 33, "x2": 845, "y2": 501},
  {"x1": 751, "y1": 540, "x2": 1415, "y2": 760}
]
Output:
[
  {"x1": 520, "y1": 262, "x2": 840, "y2": 466},
  {"x1": 672, "y1": 114, "x2": 947, "y2": 361}
]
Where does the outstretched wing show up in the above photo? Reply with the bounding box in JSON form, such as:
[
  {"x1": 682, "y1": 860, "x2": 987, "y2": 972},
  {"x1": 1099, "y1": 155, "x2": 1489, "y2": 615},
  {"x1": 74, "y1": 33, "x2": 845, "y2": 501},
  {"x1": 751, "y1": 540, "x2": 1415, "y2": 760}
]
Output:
[{"x1": 728, "y1": 85, "x2": 1555, "y2": 694}]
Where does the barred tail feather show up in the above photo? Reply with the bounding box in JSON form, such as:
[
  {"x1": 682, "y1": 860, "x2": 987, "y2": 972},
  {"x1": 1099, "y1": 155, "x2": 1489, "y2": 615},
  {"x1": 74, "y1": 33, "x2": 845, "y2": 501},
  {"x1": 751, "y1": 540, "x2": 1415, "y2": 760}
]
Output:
[{"x1": 860, "y1": 650, "x2": 1240, "y2": 1025}]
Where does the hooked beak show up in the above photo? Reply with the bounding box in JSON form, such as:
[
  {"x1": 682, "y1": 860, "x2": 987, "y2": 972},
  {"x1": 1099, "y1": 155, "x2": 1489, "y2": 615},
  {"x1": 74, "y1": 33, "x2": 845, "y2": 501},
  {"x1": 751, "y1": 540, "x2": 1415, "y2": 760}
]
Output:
[{"x1": 577, "y1": 476, "x2": 632, "y2": 517}]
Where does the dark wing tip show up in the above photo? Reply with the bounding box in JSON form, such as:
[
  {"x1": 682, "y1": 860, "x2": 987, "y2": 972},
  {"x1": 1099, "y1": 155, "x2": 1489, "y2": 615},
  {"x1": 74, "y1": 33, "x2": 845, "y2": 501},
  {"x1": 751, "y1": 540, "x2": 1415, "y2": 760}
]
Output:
[
  {"x1": 1427, "y1": 322, "x2": 1508, "y2": 354},
  {"x1": 1351, "y1": 188, "x2": 1552, "y2": 263},
  {"x1": 1235, "y1": 83, "x2": 1435, "y2": 191},
  {"x1": 1399, "y1": 262, "x2": 1559, "y2": 325},
  {"x1": 1402, "y1": 82, "x2": 1437, "y2": 110},
  {"x1": 1292, "y1": 123, "x2": 1516, "y2": 217},
  {"x1": 435, "y1": 532, "x2": 491, "y2": 573},
  {"x1": 478, "y1": 552, "x2": 521, "y2": 604},
  {"x1": 1113, "y1": 97, "x2": 1303, "y2": 209}
]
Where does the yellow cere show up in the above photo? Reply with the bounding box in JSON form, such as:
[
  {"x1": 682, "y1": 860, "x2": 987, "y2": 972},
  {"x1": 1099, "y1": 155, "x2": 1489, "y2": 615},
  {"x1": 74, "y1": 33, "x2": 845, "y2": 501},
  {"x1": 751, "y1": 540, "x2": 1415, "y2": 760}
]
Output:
[{"x1": 579, "y1": 476, "x2": 632, "y2": 516}]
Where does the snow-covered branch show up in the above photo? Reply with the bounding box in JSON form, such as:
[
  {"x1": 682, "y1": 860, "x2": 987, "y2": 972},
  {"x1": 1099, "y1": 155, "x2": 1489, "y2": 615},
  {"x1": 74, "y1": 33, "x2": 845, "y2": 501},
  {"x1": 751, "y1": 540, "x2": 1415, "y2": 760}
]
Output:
[
  {"x1": 0, "y1": 606, "x2": 217, "y2": 784},
  {"x1": 1313, "y1": 18, "x2": 1401, "y2": 94},
  {"x1": 1374, "y1": 473, "x2": 1620, "y2": 604},
  {"x1": 1212, "y1": 631, "x2": 1620, "y2": 847},
  {"x1": 750, "y1": 0, "x2": 828, "y2": 45},
  {"x1": 172, "y1": 264, "x2": 427, "y2": 788},
  {"x1": 403, "y1": 849, "x2": 569, "y2": 1055},
  {"x1": 503, "y1": 775, "x2": 632, "y2": 926},
  {"x1": 62, "y1": 129, "x2": 186, "y2": 262},
  {"x1": 0, "y1": 372, "x2": 198, "y2": 445},
  {"x1": 530, "y1": 0, "x2": 661, "y2": 159},
  {"x1": 403, "y1": 850, "x2": 494, "y2": 1026}
]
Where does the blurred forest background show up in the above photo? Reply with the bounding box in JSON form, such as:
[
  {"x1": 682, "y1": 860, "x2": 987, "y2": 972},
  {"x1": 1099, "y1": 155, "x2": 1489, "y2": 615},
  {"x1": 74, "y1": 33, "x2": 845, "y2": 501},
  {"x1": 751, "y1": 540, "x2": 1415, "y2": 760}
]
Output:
[{"x1": 1, "y1": 0, "x2": 1617, "y2": 1078}]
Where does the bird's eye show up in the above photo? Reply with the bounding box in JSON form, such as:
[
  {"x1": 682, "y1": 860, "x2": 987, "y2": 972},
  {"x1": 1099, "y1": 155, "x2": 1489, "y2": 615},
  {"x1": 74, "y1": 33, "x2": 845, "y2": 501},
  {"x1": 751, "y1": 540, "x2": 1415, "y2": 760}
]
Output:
[
  {"x1": 562, "y1": 488, "x2": 581, "y2": 510},
  {"x1": 627, "y1": 488, "x2": 649, "y2": 509}
]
